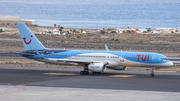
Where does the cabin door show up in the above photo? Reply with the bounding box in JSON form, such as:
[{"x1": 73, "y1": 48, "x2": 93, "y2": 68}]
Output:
[
  {"x1": 120, "y1": 54, "x2": 124, "y2": 62},
  {"x1": 67, "y1": 54, "x2": 71, "y2": 58},
  {"x1": 152, "y1": 55, "x2": 156, "y2": 63}
]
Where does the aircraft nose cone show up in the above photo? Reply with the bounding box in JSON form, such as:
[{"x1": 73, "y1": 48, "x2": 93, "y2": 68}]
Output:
[{"x1": 168, "y1": 61, "x2": 173, "y2": 67}]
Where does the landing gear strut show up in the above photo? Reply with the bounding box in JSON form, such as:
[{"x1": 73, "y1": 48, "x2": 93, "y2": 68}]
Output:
[
  {"x1": 150, "y1": 67, "x2": 156, "y2": 77},
  {"x1": 80, "y1": 71, "x2": 89, "y2": 75}
]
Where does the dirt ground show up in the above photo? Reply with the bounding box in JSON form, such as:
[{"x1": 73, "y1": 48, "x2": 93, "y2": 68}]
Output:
[
  {"x1": 1, "y1": 24, "x2": 180, "y2": 55},
  {"x1": 0, "y1": 24, "x2": 180, "y2": 71}
]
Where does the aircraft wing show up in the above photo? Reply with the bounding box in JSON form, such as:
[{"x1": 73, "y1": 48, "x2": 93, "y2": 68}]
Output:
[{"x1": 47, "y1": 58, "x2": 93, "y2": 65}]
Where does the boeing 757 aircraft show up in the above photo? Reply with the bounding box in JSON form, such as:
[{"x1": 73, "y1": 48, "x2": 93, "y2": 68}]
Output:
[{"x1": 17, "y1": 23, "x2": 173, "y2": 77}]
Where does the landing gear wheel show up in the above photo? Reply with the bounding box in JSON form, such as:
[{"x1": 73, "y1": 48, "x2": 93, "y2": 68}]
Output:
[
  {"x1": 150, "y1": 67, "x2": 156, "y2": 77},
  {"x1": 80, "y1": 71, "x2": 89, "y2": 75},
  {"x1": 84, "y1": 71, "x2": 89, "y2": 75},
  {"x1": 150, "y1": 73, "x2": 154, "y2": 77},
  {"x1": 92, "y1": 72, "x2": 101, "y2": 74},
  {"x1": 80, "y1": 71, "x2": 84, "y2": 75}
]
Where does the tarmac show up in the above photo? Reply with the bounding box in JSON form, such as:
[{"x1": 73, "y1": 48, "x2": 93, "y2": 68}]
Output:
[
  {"x1": 0, "y1": 85, "x2": 180, "y2": 101},
  {"x1": 0, "y1": 53, "x2": 180, "y2": 100},
  {"x1": 0, "y1": 67, "x2": 180, "y2": 101}
]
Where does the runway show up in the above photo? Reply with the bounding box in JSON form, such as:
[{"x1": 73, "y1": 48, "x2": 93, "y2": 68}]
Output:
[
  {"x1": 0, "y1": 67, "x2": 180, "y2": 92},
  {"x1": 1, "y1": 53, "x2": 180, "y2": 100},
  {"x1": 0, "y1": 53, "x2": 25, "y2": 59}
]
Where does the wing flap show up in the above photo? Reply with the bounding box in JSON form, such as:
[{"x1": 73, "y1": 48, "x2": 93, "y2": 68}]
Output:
[{"x1": 47, "y1": 58, "x2": 92, "y2": 64}]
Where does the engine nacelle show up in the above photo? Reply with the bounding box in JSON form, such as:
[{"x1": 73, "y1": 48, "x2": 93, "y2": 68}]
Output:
[
  {"x1": 88, "y1": 63, "x2": 106, "y2": 72},
  {"x1": 108, "y1": 66, "x2": 127, "y2": 70}
]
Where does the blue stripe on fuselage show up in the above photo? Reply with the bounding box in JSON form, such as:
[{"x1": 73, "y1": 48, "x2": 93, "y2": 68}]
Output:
[{"x1": 20, "y1": 49, "x2": 171, "y2": 64}]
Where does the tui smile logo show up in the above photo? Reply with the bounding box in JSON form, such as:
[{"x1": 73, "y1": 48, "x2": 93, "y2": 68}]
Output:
[{"x1": 23, "y1": 35, "x2": 33, "y2": 44}]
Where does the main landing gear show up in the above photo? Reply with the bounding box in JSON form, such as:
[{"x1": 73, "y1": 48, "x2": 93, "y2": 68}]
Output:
[
  {"x1": 80, "y1": 71, "x2": 102, "y2": 75},
  {"x1": 92, "y1": 71, "x2": 101, "y2": 74},
  {"x1": 80, "y1": 71, "x2": 89, "y2": 75},
  {"x1": 150, "y1": 67, "x2": 156, "y2": 77}
]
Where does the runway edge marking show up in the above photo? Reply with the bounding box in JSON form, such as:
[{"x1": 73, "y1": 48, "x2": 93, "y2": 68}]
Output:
[
  {"x1": 109, "y1": 75, "x2": 136, "y2": 78},
  {"x1": 43, "y1": 73, "x2": 79, "y2": 76}
]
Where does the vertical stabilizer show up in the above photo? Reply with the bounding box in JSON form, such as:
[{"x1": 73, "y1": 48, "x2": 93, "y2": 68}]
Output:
[{"x1": 17, "y1": 23, "x2": 46, "y2": 50}]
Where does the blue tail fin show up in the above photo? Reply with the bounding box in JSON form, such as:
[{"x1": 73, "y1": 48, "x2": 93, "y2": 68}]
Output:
[{"x1": 17, "y1": 23, "x2": 46, "y2": 50}]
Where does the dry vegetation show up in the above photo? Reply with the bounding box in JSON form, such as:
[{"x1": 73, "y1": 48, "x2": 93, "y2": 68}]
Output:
[
  {"x1": 0, "y1": 24, "x2": 180, "y2": 71},
  {"x1": 1, "y1": 24, "x2": 180, "y2": 56}
]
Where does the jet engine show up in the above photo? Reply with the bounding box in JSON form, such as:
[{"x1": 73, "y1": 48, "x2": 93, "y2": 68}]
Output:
[
  {"x1": 88, "y1": 63, "x2": 106, "y2": 72},
  {"x1": 108, "y1": 66, "x2": 127, "y2": 70}
]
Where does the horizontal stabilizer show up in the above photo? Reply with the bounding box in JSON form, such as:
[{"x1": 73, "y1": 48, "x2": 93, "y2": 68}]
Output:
[{"x1": 35, "y1": 49, "x2": 44, "y2": 59}]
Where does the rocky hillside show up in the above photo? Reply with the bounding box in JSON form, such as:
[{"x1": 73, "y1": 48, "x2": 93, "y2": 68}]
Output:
[{"x1": 0, "y1": 24, "x2": 180, "y2": 57}]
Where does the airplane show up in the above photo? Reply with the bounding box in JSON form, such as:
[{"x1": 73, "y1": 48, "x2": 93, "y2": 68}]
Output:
[{"x1": 17, "y1": 23, "x2": 173, "y2": 77}]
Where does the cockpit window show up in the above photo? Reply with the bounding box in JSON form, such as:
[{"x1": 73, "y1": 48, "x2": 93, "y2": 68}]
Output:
[{"x1": 161, "y1": 58, "x2": 168, "y2": 61}]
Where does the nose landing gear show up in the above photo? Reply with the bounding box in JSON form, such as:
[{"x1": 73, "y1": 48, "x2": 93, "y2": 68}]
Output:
[{"x1": 150, "y1": 67, "x2": 156, "y2": 77}]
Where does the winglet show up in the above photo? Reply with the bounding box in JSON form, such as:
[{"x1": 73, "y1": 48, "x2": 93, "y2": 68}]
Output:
[{"x1": 105, "y1": 44, "x2": 109, "y2": 51}]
